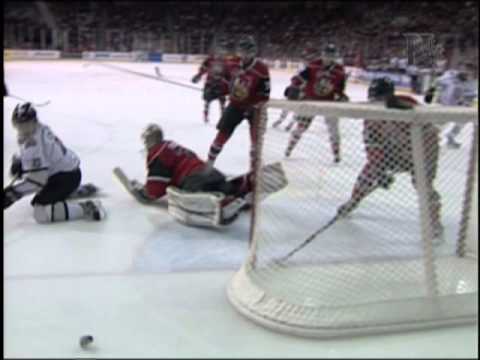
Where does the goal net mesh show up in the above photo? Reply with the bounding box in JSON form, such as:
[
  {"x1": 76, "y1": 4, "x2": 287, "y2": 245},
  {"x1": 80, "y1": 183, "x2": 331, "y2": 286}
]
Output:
[{"x1": 227, "y1": 99, "x2": 478, "y2": 338}]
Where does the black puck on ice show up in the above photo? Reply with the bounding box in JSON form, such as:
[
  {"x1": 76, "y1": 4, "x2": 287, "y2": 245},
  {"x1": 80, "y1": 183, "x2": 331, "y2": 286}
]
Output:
[{"x1": 79, "y1": 335, "x2": 94, "y2": 349}]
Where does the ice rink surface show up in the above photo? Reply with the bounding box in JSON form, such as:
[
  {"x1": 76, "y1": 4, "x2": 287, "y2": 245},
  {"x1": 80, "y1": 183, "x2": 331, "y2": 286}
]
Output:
[{"x1": 3, "y1": 61, "x2": 478, "y2": 358}]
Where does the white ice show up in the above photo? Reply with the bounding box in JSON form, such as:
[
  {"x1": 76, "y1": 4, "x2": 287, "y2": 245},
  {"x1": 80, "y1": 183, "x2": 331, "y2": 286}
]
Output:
[{"x1": 3, "y1": 61, "x2": 477, "y2": 358}]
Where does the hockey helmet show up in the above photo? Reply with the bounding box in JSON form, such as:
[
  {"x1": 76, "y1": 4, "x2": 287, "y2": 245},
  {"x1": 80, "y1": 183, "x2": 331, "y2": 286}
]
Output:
[
  {"x1": 142, "y1": 123, "x2": 164, "y2": 150},
  {"x1": 368, "y1": 77, "x2": 395, "y2": 100},
  {"x1": 12, "y1": 102, "x2": 37, "y2": 125},
  {"x1": 12, "y1": 102, "x2": 38, "y2": 142},
  {"x1": 237, "y1": 35, "x2": 257, "y2": 61},
  {"x1": 322, "y1": 43, "x2": 337, "y2": 63}
]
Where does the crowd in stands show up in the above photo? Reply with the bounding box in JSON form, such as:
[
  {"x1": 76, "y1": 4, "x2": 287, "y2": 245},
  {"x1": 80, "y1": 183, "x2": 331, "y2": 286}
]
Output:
[{"x1": 4, "y1": 1, "x2": 478, "y2": 70}]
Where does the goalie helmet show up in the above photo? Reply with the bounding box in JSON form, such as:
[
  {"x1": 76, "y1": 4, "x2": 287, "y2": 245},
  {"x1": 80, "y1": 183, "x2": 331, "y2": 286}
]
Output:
[
  {"x1": 141, "y1": 123, "x2": 164, "y2": 150},
  {"x1": 237, "y1": 35, "x2": 257, "y2": 62},
  {"x1": 368, "y1": 77, "x2": 395, "y2": 100}
]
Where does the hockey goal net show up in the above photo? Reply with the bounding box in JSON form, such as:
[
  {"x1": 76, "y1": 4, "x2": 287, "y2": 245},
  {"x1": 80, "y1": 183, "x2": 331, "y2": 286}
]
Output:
[{"x1": 227, "y1": 99, "x2": 478, "y2": 338}]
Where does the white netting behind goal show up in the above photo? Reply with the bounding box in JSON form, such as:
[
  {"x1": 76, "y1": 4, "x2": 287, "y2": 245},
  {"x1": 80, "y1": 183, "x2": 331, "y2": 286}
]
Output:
[{"x1": 227, "y1": 99, "x2": 478, "y2": 338}]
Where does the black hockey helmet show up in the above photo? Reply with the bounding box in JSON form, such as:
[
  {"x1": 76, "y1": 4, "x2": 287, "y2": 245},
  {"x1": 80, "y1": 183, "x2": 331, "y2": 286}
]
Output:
[
  {"x1": 237, "y1": 35, "x2": 257, "y2": 60},
  {"x1": 12, "y1": 102, "x2": 37, "y2": 126},
  {"x1": 322, "y1": 43, "x2": 337, "y2": 64},
  {"x1": 368, "y1": 77, "x2": 395, "y2": 100},
  {"x1": 142, "y1": 123, "x2": 164, "y2": 150},
  {"x1": 323, "y1": 43, "x2": 337, "y2": 56}
]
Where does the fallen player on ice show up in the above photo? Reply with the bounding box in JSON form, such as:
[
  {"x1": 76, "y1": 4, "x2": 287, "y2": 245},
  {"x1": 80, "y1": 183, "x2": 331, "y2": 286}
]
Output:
[{"x1": 114, "y1": 123, "x2": 288, "y2": 228}]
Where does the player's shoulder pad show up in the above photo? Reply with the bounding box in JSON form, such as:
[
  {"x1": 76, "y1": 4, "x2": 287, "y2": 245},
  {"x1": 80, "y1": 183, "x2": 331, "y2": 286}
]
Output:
[
  {"x1": 333, "y1": 63, "x2": 346, "y2": 73},
  {"x1": 251, "y1": 59, "x2": 270, "y2": 78},
  {"x1": 147, "y1": 141, "x2": 169, "y2": 163},
  {"x1": 308, "y1": 59, "x2": 323, "y2": 69}
]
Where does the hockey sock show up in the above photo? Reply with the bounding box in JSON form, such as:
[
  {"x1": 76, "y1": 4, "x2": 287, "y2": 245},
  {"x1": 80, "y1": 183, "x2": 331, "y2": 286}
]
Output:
[
  {"x1": 220, "y1": 97, "x2": 226, "y2": 114},
  {"x1": 204, "y1": 101, "x2": 210, "y2": 123},
  {"x1": 208, "y1": 131, "x2": 230, "y2": 164}
]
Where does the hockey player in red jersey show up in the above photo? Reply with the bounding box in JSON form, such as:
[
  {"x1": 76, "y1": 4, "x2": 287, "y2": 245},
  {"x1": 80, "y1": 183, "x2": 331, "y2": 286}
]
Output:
[
  {"x1": 272, "y1": 46, "x2": 317, "y2": 131},
  {"x1": 192, "y1": 46, "x2": 230, "y2": 123},
  {"x1": 284, "y1": 43, "x2": 348, "y2": 163},
  {"x1": 206, "y1": 35, "x2": 270, "y2": 172},
  {"x1": 126, "y1": 124, "x2": 253, "y2": 226},
  {"x1": 337, "y1": 77, "x2": 443, "y2": 243}
]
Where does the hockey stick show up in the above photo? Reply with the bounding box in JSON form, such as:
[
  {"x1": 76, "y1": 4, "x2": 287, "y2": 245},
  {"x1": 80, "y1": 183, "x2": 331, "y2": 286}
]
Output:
[
  {"x1": 154, "y1": 66, "x2": 163, "y2": 78},
  {"x1": 276, "y1": 212, "x2": 342, "y2": 264},
  {"x1": 6, "y1": 173, "x2": 21, "y2": 188},
  {"x1": 84, "y1": 62, "x2": 202, "y2": 92},
  {"x1": 113, "y1": 167, "x2": 166, "y2": 207},
  {"x1": 8, "y1": 94, "x2": 51, "y2": 107}
]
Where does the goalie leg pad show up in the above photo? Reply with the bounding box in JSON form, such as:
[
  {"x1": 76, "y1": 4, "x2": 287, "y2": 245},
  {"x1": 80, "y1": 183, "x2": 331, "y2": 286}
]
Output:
[{"x1": 167, "y1": 187, "x2": 225, "y2": 227}]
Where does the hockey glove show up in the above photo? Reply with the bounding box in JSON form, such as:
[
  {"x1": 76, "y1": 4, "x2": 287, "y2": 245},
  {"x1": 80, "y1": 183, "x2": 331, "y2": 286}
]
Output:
[
  {"x1": 4, "y1": 186, "x2": 22, "y2": 209},
  {"x1": 335, "y1": 93, "x2": 350, "y2": 102},
  {"x1": 424, "y1": 87, "x2": 435, "y2": 104},
  {"x1": 284, "y1": 86, "x2": 301, "y2": 100},
  {"x1": 10, "y1": 155, "x2": 23, "y2": 178},
  {"x1": 191, "y1": 74, "x2": 201, "y2": 84},
  {"x1": 386, "y1": 95, "x2": 414, "y2": 110}
]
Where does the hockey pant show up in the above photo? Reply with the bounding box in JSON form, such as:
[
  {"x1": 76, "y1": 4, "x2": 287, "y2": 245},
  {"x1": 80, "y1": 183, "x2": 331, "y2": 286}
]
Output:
[{"x1": 30, "y1": 169, "x2": 88, "y2": 223}]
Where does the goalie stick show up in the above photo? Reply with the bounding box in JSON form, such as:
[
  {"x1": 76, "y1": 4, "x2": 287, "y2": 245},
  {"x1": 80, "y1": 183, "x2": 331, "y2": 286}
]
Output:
[{"x1": 113, "y1": 167, "x2": 165, "y2": 207}]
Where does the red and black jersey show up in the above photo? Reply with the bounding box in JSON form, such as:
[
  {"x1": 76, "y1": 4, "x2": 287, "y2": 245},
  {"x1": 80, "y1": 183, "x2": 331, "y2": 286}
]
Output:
[
  {"x1": 229, "y1": 58, "x2": 270, "y2": 110},
  {"x1": 363, "y1": 95, "x2": 438, "y2": 166},
  {"x1": 197, "y1": 55, "x2": 228, "y2": 83},
  {"x1": 196, "y1": 55, "x2": 232, "y2": 96},
  {"x1": 145, "y1": 140, "x2": 205, "y2": 199},
  {"x1": 291, "y1": 59, "x2": 346, "y2": 100}
]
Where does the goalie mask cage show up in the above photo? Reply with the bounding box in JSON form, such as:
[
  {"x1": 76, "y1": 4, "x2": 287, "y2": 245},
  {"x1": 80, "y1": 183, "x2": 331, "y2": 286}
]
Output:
[{"x1": 227, "y1": 99, "x2": 478, "y2": 338}]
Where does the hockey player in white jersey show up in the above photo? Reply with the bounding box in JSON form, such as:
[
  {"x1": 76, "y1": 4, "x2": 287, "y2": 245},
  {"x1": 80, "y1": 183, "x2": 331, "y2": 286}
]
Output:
[
  {"x1": 424, "y1": 62, "x2": 477, "y2": 148},
  {"x1": 3, "y1": 102, "x2": 105, "y2": 222}
]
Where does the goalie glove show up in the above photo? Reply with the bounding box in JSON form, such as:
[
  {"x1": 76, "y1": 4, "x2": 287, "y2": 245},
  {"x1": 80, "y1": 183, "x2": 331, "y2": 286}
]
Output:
[
  {"x1": 130, "y1": 180, "x2": 154, "y2": 202},
  {"x1": 4, "y1": 186, "x2": 22, "y2": 209}
]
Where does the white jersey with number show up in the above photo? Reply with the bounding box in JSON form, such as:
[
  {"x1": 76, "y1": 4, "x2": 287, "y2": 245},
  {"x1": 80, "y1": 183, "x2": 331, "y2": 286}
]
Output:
[
  {"x1": 434, "y1": 70, "x2": 477, "y2": 106},
  {"x1": 14, "y1": 122, "x2": 80, "y2": 196}
]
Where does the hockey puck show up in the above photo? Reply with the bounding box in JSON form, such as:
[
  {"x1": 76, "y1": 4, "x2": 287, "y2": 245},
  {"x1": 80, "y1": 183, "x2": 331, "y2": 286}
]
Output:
[{"x1": 79, "y1": 335, "x2": 94, "y2": 349}]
